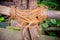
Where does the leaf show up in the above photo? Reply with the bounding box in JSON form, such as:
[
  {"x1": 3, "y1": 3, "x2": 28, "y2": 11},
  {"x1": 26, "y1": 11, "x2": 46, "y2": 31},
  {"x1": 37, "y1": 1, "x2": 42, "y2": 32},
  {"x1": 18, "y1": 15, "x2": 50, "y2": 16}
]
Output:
[
  {"x1": 48, "y1": 22, "x2": 54, "y2": 27},
  {"x1": 48, "y1": 7, "x2": 52, "y2": 10},
  {"x1": 56, "y1": 20, "x2": 60, "y2": 27},
  {"x1": 0, "y1": 17, "x2": 4, "y2": 22},
  {"x1": 50, "y1": 19, "x2": 57, "y2": 24},
  {"x1": 49, "y1": 32, "x2": 56, "y2": 37},
  {"x1": 42, "y1": 23, "x2": 49, "y2": 28}
]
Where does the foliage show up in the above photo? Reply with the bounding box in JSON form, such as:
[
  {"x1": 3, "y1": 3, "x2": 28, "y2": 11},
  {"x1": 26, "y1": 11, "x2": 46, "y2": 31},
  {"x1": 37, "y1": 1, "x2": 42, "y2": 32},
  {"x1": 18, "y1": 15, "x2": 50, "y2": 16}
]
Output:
[
  {"x1": 0, "y1": 15, "x2": 5, "y2": 22},
  {"x1": 0, "y1": 15, "x2": 8, "y2": 22},
  {"x1": 42, "y1": 19, "x2": 60, "y2": 28},
  {"x1": 38, "y1": 0, "x2": 60, "y2": 10},
  {"x1": 49, "y1": 32, "x2": 56, "y2": 37},
  {"x1": 38, "y1": 0, "x2": 60, "y2": 37},
  {"x1": 38, "y1": 0, "x2": 60, "y2": 27}
]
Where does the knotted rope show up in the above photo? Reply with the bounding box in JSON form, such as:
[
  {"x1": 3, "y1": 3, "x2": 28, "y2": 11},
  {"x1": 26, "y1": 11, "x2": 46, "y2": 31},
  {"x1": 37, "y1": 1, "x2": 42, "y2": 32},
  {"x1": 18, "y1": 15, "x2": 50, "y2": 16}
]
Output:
[{"x1": 9, "y1": 5, "x2": 47, "y2": 40}]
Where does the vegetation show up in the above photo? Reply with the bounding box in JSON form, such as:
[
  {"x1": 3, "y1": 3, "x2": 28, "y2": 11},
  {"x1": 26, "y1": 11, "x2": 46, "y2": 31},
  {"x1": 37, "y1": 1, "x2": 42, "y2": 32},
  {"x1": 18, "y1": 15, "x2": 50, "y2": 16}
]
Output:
[
  {"x1": 38, "y1": 0, "x2": 60, "y2": 37},
  {"x1": 0, "y1": 15, "x2": 5, "y2": 22},
  {"x1": 38, "y1": 0, "x2": 60, "y2": 10},
  {"x1": 7, "y1": 26, "x2": 20, "y2": 31}
]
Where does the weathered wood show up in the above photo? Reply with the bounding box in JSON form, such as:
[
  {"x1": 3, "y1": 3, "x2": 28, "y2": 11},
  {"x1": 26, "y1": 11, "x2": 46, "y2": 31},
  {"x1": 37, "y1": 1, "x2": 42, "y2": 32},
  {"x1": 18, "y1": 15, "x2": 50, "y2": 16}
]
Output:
[
  {"x1": 13, "y1": 0, "x2": 41, "y2": 40},
  {"x1": 13, "y1": 0, "x2": 37, "y2": 9},
  {"x1": 13, "y1": 0, "x2": 27, "y2": 9},
  {"x1": 0, "y1": 5, "x2": 11, "y2": 16},
  {"x1": 11, "y1": 20, "x2": 41, "y2": 40},
  {"x1": 0, "y1": 5, "x2": 60, "y2": 20},
  {"x1": 0, "y1": 2, "x2": 60, "y2": 20},
  {"x1": 0, "y1": 2, "x2": 14, "y2": 6},
  {"x1": 47, "y1": 10, "x2": 60, "y2": 20},
  {"x1": 0, "y1": 28, "x2": 60, "y2": 40},
  {"x1": 0, "y1": 0, "x2": 12, "y2": 2},
  {"x1": 29, "y1": 0, "x2": 37, "y2": 9}
]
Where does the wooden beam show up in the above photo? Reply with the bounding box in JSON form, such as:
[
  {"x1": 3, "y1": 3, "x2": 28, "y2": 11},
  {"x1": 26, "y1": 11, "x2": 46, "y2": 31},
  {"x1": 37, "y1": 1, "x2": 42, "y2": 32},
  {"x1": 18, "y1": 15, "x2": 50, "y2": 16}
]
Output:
[
  {"x1": 1, "y1": 2, "x2": 60, "y2": 20},
  {"x1": 0, "y1": 5, "x2": 60, "y2": 19},
  {"x1": 47, "y1": 10, "x2": 60, "y2": 20},
  {"x1": 0, "y1": 2, "x2": 14, "y2": 6},
  {"x1": 0, "y1": 5, "x2": 11, "y2": 16}
]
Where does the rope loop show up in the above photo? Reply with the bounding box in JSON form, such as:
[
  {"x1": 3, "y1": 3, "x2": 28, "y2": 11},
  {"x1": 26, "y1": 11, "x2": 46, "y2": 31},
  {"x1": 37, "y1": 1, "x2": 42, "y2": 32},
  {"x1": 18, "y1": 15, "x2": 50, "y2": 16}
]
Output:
[{"x1": 10, "y1": 5, "x2": 48, "y2": 38}]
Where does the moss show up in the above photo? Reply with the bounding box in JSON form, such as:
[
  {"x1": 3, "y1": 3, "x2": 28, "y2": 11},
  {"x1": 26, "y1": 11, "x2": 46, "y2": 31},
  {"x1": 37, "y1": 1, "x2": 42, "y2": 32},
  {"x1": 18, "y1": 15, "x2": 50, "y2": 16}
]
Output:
[{"x1": 6, "y1": 26, "x2": 20, "y2": 31}]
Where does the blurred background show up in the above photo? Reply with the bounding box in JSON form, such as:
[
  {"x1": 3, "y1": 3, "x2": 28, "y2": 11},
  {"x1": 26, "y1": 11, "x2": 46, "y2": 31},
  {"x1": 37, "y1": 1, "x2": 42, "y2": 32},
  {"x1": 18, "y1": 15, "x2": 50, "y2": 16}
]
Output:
[
  {"x1": 0, "y1": 0, "x2": 60, "y2": 38},
  {"x1": 38, "y1": 0, "x2": 60, "y2": 38}
]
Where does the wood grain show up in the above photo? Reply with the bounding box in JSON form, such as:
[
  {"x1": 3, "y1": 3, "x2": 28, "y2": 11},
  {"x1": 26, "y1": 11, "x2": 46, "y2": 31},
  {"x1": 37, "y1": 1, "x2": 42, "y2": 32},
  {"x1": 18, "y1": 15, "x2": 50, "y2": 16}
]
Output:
[
  {"x1": 0, "y1": 5, "x2": 11, "y2": 16},
  {"x1": 47, "y1": 10, "x2": 60, "y2": 20}
]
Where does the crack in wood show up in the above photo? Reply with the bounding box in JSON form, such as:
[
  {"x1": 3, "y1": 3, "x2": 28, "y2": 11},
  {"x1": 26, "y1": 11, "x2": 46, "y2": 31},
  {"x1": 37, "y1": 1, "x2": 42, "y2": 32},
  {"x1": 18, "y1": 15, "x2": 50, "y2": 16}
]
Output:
[{"x1": 26, "y1": 0, "x2": 29, "y2": 9}]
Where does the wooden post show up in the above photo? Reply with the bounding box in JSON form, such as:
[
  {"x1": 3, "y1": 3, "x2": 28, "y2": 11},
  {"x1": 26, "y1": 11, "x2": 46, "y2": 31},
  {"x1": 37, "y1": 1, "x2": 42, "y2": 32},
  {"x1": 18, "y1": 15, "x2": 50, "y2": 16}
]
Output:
[
  {"x1": 13, "y1": 0, "x2": 41, "y2": 40},
  {"x1": 13, "y1": 0, "x2": 37, "y2": 9},
  {"x1": 29, "y1": 0, "x2": 37, "y2": 9}
]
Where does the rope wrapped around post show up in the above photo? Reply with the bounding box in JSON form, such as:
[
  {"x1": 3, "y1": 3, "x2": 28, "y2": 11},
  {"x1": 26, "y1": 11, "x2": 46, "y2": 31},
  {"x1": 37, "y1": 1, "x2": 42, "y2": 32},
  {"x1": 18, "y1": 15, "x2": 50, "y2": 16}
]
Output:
[{"x1": 9, "y1": 5, "x2": 48, "y2": 40}]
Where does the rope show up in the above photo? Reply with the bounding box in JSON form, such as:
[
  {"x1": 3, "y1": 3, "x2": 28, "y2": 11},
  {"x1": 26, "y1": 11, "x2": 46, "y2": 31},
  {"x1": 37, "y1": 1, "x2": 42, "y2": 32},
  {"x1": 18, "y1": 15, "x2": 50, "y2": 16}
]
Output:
[{"x1": 10, "y1": 5, "x2": 48, "y2": 40}]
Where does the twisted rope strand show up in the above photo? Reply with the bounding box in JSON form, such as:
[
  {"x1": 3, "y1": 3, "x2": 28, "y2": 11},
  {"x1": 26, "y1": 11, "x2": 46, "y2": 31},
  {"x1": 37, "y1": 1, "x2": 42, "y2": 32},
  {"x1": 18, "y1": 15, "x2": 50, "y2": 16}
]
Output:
[{"x1": 10, "y1": 5, "x2": 47, "y2": 40}]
